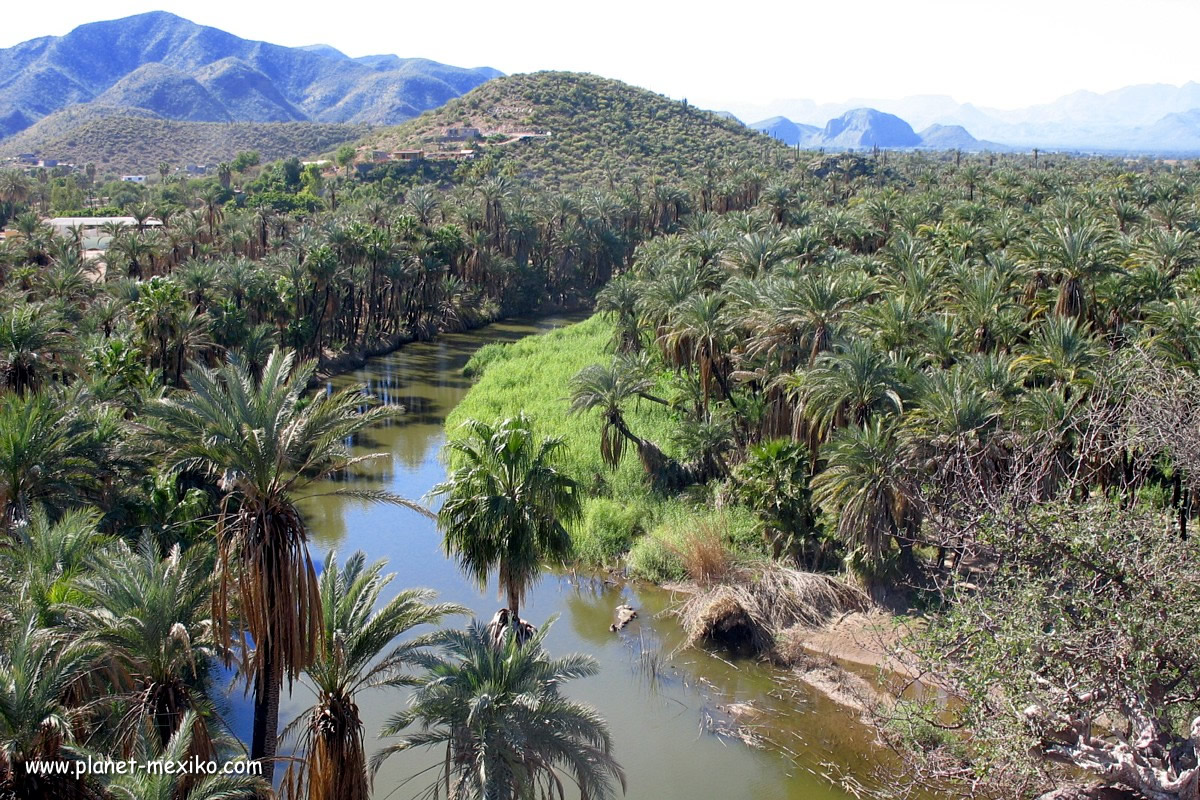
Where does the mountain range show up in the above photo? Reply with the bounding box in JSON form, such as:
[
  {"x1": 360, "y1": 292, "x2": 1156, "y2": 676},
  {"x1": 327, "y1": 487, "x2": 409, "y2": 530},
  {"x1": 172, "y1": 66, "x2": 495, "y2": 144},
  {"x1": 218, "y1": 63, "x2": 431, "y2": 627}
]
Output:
[
  {"x1": 0, "y1": 11, "x2": 500, "y2": 139},
  {"x1": 736, "y1": 83, "x2": 1200, "y2": 153},
  {"x1": 749, "y1": 110, "x2": 1009, "y2": 152}
]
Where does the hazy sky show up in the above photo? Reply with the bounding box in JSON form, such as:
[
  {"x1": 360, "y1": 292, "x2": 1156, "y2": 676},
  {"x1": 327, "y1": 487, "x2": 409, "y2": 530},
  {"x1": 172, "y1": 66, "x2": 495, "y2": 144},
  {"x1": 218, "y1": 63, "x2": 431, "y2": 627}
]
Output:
[{"x1": 3, "y1": 0, "x2": 1197, "y2": 116}]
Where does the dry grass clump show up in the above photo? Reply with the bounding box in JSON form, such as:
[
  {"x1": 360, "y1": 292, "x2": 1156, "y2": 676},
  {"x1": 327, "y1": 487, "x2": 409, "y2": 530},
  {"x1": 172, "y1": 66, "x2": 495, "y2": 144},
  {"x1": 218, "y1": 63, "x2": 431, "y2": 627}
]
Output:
[
  {"x1": 677, "y1": 564, "x2": 869, "y2": 656},
  {"x1": 668, "y1": 519, "x2": 733, "y2": 585}
]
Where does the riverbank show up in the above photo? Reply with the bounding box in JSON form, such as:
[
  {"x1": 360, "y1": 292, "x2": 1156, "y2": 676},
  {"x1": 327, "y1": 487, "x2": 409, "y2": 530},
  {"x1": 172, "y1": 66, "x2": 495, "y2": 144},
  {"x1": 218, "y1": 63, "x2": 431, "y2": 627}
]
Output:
[
  {"x1": 445, "y1": 313, "x2": 919, "y2": 716},
  {"x1": 300, "y1": 314, "x2": 880, "y2": 800},
  {"x1": 309, "y1": 301, "x2": 591, "y2": 386}
]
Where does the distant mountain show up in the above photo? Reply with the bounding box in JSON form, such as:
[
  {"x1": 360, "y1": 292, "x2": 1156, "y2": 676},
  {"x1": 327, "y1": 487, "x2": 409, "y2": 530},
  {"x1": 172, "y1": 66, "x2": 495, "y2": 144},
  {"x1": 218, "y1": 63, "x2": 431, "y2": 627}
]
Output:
[
  {"x1": 751, "y1": 116, "x2": 820, "y2": 146},
  {"x1": 732, "y1": 81, "x2": 1200, "y2": 153},
  {"x1": 0, "y1": 11, "x2": 501, "y2": 139},
  {"x1": 712, "y1": 110, "x2": 742, "y2": 123},
  {"x1": 816, "y1": 108, "x2": 921, "y2": 148}
]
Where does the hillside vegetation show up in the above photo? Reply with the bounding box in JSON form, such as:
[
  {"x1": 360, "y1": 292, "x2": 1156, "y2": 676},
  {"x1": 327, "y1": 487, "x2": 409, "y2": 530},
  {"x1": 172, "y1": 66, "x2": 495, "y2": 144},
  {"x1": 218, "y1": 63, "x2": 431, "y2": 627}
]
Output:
[
  {"x1": 0, "y1": 112, "x2": 369, "y2": 173},
  {"x1": 361, "y1": 71, "x2": 789, "y2": 187}
]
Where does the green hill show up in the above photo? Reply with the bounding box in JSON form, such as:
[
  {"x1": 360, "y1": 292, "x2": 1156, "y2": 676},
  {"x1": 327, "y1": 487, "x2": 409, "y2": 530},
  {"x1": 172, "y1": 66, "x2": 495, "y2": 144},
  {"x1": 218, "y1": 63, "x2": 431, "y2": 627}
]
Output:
[
  {"x1": 360, "y1": 72, "x2": 788, "y2": 188},
  {"x1": 0, "y1": 108, "x2": 368, "y2": 174}
]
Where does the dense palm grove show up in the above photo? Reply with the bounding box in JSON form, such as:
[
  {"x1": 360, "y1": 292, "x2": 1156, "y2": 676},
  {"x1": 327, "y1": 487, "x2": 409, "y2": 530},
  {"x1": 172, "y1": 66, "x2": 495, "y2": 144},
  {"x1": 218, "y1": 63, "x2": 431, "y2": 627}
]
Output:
[
  {"x1": 1, "y1": 137, "x2": 1200, "y2": 800},
  {"x1": 561, "y1": 155, "x2": 1200, "y2": 799}
]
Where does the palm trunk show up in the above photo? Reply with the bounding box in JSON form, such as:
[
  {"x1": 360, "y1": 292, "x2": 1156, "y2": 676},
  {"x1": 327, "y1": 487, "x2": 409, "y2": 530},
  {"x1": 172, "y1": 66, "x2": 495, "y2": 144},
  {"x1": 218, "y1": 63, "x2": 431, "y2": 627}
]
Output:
[
  {"x1": 251, "y1": 653, "x2": 280, "y2": 783},
  {"x1": 507, "y1": 584, "x2": 520, "y2": 627}
]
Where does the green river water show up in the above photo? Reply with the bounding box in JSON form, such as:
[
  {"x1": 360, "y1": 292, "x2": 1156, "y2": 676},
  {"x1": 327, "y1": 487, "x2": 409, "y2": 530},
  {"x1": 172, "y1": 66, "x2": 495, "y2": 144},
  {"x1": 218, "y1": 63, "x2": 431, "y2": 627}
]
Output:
[{"x1": 232, "y1": 315, "x2": 888, "y2": 800}]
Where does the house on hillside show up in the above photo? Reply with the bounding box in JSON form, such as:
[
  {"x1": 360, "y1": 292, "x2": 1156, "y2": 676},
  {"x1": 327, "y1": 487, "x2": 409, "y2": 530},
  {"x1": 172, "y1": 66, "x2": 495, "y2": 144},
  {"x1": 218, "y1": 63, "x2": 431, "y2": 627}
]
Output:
[
  {"x1": 393, "y1": 149, "x2": 424, "y2": 161},
  {"x1": 355, "y1": 148, "x2": 389, "y2": 163},
  {"x1": 120, "y1": 175, "x2": 146, "y2": 184},
  {"x1": 442, "y1": 127, "x2": 481, "y2": 141}
]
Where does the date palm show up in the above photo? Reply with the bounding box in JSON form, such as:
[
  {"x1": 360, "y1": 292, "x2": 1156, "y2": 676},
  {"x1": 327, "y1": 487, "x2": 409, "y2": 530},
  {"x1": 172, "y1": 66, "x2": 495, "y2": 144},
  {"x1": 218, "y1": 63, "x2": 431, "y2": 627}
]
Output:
[
  {"x1": 569, "y1": 362, "x2": 655, "y2": 469},
  {"x1": 106, "y1": 711, "x2": 267, "y2": 800},
  {"x1": 812, "y1": 418, "x2": 910, "y2": 578},
  {"x1": 2, "y1": 508, "x2": 108, "y2": 627},
  {"x1": 75, "y1": 537, "x2": 221, "y2": 757},
  {"x1": 372, "y1": 620, "x2": 625, "y2": 800},
  {"x1": 789, "y1": 338, "x2": 904, "y2": 443},
  {"x1": 0, "y1": 391, "x2": 95, "y2": 527},
  {"x1": 431, "y1": 414, "x2": 579, "y2": 625},
  {"x1": 0, "y1": 303, "x2": 67, "y2": 396},
  {"x1": 146, "y1": 348, "x2": 421, "y2": 781},
  {"x1": 1017, "y1": 315, "x2": 1105, "y2": 392},
  {"x1": 280, "y1": 551, "x2": 466, "y2": 800},
  {"x1": 1038, "y1": 220, "x2": 1120, "y2": 320},
  {"x1": 0, "y1": 616, "x2": 106, "y2": 800},
  {"x1": 659, "y1": 292, "x2": 732, "y2": 408}
]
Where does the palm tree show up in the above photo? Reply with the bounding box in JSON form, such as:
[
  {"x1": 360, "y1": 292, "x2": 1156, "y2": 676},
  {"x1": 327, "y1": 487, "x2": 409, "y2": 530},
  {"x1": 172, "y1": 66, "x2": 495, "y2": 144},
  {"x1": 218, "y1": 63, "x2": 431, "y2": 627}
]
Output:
[
  {"x1": 594, "y1": 275, "x2": 643, "y2": 353},
  {"x1": 0, "y1": 303, "x2": 67, "y2": 396},
  {"x1": 1038, "y1": 220, "x2": 1120, "y2": 319},
  {"x1": 280, "y1": 551, "x2": 466, "y2": 800},
  {"x1": 1017, "y1": 315, "x2": 1105, "y2": 392},
  {"x1": 373, "y1": 620, "x2": 625, "y2": 800},
  {"x1": 660, "y1": 292, "x2": 733, "y2": 408},
  {"x1": 568, "y1": 363, "x2": 654, "y2": 469},
  {"x1": 789, "y1": 338, "x2": 904, "y2": 443},
  {"x1": 431, "y1": 414, "x2": 580, "y2": 626},
  {"x1": 75, "y1": 537, "x2": 221, "y2": 756},
  {"x1": 812, "y1": 418, "x2": 911, "y2": 584},
  {"x1": 105, "y1": 711, "x2": 267, "y2": 800},
  {"x1": 1, "y1": 507, "x2": 109, "y2": 629},
  {"x1": 0, "y1": 616, "x2": 106, "y2": 800},
  {"x1": 0, "y1": 391, "x2": 95, "y2": 527},
  {"x1": 146, "y1": 349, "x2": 423, "y2": 780}
]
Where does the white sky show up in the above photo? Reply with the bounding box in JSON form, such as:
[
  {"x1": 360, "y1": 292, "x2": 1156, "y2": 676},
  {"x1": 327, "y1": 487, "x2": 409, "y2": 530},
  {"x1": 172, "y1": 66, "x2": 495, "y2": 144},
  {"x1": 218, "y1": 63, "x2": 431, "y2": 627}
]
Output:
[{"x1": 2, "y1": 0, "x2": 1197, "y2": 115}]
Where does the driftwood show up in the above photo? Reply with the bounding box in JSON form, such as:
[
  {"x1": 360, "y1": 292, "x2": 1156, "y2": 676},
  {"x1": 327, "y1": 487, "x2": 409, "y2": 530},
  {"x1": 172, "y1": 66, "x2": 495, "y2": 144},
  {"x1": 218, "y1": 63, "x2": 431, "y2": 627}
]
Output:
[
  {"x1": 609, "y1": 604, "x2": 638, "y2": 632},
  {"x1": 1037, "y1": 786, "x2": 1139, "y2": 800}
]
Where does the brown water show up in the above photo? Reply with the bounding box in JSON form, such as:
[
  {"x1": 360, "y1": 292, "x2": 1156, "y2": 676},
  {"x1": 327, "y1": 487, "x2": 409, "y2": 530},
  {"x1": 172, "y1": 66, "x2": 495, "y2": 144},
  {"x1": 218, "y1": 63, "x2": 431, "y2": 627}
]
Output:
[{"x1": 247, "y1": 316, "x2": 887, "y2": 800}]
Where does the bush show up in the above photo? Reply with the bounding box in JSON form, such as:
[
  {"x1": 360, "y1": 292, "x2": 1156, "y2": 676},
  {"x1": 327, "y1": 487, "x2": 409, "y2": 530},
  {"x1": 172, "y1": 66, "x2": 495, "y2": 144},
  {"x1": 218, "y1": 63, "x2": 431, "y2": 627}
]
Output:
[
  {"x1": 627, "y1": 504, "x2": 760, "y2": 582},
  {"x1": 571, "y1": 496, "x2": 654, "y2": 566},
  {"x1": 628, "y1": 532, "x2": 686, "y2": 583}
]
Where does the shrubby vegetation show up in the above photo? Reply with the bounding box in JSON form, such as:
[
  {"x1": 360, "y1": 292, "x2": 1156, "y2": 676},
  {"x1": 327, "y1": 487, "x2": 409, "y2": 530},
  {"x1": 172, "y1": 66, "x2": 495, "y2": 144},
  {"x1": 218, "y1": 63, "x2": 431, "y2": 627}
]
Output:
[
  {"x1": 365, "y1": 72, "x2": 785, "y2": 189},
  {"x1": 0, "y1": 112, "x2": 370, "y2": 176}
]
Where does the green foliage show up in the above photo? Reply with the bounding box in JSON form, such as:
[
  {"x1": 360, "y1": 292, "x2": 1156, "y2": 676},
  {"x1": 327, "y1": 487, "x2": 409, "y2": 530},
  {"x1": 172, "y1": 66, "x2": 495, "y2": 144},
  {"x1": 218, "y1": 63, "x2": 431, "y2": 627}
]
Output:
[
  {"x1": 899, "y1": 502, "x2": 1200, "y2": 796},
  {"x1": 627, "y1": 530, "x2": 686, "y2": 583},
  {"x1": 572, "y1": 496, "x2": 656, "y2": 566},
  {"x1": 448, "y1": 315, "x2": 681, "y2": 503}
]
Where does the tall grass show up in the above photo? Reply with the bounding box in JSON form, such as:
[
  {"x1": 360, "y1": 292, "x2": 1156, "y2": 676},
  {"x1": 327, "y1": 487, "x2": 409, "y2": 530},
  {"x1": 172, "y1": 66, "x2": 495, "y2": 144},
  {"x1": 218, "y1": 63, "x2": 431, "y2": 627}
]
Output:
[{"x1": 449, "y1": 315, "x2": 764, "y2": 572}]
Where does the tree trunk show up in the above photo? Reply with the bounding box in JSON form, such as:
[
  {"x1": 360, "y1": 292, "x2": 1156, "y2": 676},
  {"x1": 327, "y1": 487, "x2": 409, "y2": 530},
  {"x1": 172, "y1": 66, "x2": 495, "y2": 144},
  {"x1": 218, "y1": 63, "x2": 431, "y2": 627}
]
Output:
[
  {"x1": 251, "y1": 656, "x2": 280, "y2": 784},
  {"x1": 507, "y1": 582, "x2": 520, "y2": 628}
]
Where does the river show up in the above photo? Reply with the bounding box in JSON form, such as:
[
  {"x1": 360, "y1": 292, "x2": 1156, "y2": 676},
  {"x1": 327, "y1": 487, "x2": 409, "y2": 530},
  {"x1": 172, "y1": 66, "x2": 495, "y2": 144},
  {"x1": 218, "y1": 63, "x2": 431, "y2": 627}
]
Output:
[{"x1": 231, "y1": 315, "x2": 886, "y2": 800}]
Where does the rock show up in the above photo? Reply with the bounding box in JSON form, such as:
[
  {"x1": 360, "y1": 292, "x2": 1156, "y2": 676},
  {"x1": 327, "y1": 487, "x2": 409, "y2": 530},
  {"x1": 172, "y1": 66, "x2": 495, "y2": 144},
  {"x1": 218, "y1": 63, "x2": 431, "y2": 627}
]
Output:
[{"x1": 610, "y1": 604, "x2": 637, "y2": 632}]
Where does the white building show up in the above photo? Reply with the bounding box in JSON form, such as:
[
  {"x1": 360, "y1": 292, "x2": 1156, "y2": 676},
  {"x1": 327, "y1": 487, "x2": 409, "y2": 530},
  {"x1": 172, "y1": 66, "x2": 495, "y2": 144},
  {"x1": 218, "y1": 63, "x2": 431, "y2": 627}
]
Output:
[
  {"x1": 47, "y1": 216, "x2": 161, "y2": 251},
  {"x1": 120, "y1": 175, "x2": 146, "y2": 184}
]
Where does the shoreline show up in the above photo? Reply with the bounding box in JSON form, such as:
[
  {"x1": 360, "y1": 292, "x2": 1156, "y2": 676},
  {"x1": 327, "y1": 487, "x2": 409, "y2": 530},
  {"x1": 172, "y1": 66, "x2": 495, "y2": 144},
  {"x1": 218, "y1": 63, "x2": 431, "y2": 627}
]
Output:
[{"x1": 307, "y1": 301, "x2": 592, "y2": 387}]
